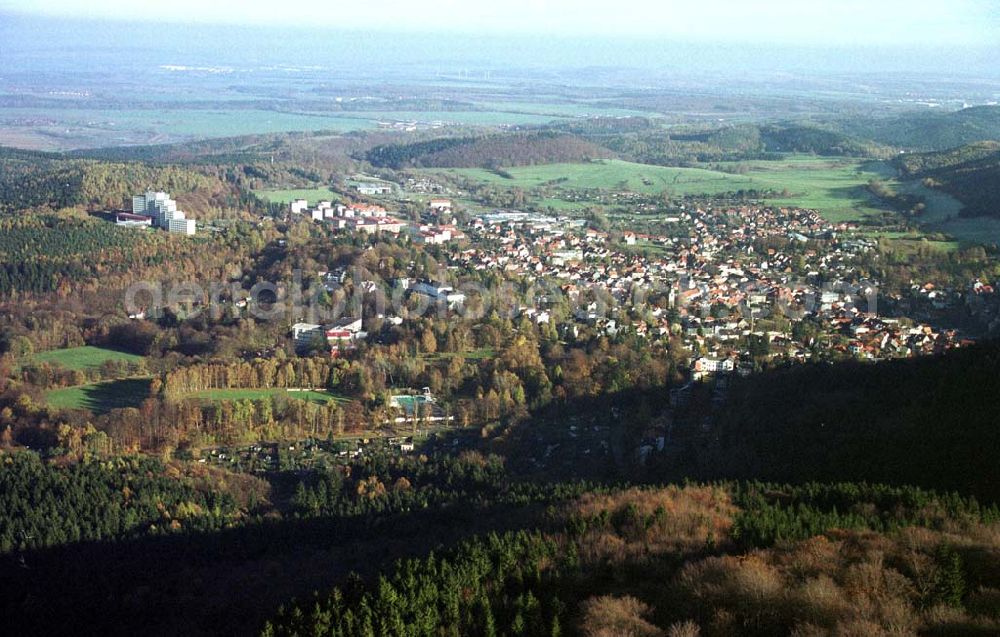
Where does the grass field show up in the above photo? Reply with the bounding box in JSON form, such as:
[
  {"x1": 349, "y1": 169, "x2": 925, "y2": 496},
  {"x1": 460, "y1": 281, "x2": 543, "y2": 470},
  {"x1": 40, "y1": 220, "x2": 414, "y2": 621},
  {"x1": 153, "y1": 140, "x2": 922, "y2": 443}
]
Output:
[
  {"x1": 930, "y1": 217, "x2": 1000, "y2": 245},
  {"x1": 46, "y1": 378, "x2": 151, "y2": 414},
  {"x1": 338, "y1": 110, "x2": 565, "y2": 127},
  {"x1": 433, "y1": 160, "x2": 747, "y2": 194},
  {"x1": 0, "y1": 105, "x2": 568, "y2": 151},
  {"x1": 468, "y1": 99, "x2": 650, "y2": 119},
  {"x1": 421, "y1": 348, "x2": 496, "y2": 362},
  {"x1": 252, "y1": 188, "x2": 341, "y2": 205},
  {"x1": 0, "y1": 107, "x2": 377, "y2": 141},
  {"x1": 185, "y1": 388, "x2": 350, "y2": 405},
  {"x1": 725, "y1": 157, "x2": 891, "y2": 223},
  {"x1": 32, "y1": 346, "x2": 144, "y2": 371},
  {"x1": 431, "y1": 157, "x2": 893, "y2": 224},
  {"x1": 883, "y1": 236, "x2": 962, "y2": 254},
  {"x1": 890, "y1": 178, "x2": 1000, "y2": 244}
]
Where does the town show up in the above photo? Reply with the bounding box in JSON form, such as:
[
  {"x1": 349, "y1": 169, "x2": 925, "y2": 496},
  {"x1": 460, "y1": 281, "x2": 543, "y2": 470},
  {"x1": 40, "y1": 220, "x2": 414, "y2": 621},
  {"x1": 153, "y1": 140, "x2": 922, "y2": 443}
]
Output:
[
  {"x1": 278, "y1": 188, "x2": 987, "y2": 384},
  {"x1": 4, "y1": 6, "x2": 1000, "y2": 637}
]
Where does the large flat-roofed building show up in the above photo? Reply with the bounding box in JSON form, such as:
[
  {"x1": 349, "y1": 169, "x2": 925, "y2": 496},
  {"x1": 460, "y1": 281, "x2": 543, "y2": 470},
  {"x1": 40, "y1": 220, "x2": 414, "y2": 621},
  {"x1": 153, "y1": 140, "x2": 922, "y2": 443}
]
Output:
[
  {"x1": 292, "y1": 322, "x2": 323, "y2": 351},
  {"x1": 292, "y1": 318, "x2": 364, "y2": 354},
  {"x1": 131, "y1": 195, "x2": 149, "y2": 214},
  {"x1": 115, "y1": 212, "x2": 153, "y2": 228},
  {"x1": 351, "y1": 216, "x2": 404, "y2": 234},
  {"x1": 352, "y1": 181, "x2": 392, "y2": 196},
  {"x1": 168, "y1": 218, "x2": 196, "y2": 235},
  {"x1": 132, "y1": 191, "x2": 197, "y2": 235}
]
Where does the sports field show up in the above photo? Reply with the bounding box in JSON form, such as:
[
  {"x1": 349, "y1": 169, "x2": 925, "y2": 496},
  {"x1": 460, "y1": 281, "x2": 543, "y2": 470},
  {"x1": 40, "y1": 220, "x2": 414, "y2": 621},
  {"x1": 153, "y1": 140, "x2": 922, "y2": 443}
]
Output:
[{"x1": 252, "y1": 188, "x2": 341, "y2": 205}]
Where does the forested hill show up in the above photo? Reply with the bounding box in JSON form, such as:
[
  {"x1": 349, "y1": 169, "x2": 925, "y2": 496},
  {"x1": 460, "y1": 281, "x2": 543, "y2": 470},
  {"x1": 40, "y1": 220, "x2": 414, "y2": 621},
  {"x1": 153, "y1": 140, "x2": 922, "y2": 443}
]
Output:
[
  {"x1": 896, "y1": 141, "x2": 1000, "y2": 218},
  {"x1": 662, "y1": 340, "x2": 1000, "y2": 503},
  {"x1": 0, "y1": 146, "x2": 249, "y2": 216},
  {"x1": 832, "y1": 105, "x2": 1000, "y2": 151},
  {"x1": 757, "y1": 124, "x2": 893, "y2": 157},
  {"x1": 547, "y1": 118, "x2": 895, "y2": 163},
  {"x1": 364, "y1": 132, "x2": 615, "y2": 168},
  {"x1": 551, "y1": 107, "x2": 1000, "y2": 163},
  {"x1": 263, "y1": 482, "x2": 999, "y2": 637}
]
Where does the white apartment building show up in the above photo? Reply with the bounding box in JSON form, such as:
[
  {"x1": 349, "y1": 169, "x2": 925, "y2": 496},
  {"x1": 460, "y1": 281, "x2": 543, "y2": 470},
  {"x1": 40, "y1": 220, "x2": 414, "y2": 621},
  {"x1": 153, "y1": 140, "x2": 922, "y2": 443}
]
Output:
[
  {"x1": 168, "y1": 218, "x2": 197, "y2": 236},
  {"x1": 132, "y1": 191, "x2": 197, "y2": 235}
]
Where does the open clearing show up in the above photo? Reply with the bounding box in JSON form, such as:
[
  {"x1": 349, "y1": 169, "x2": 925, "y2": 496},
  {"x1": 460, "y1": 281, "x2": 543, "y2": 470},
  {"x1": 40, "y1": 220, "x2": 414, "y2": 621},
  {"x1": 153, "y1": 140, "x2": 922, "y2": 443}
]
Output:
[
  {"x1": 723, "y1": 157, "x2": 891, "y2": 223},
  {"x1": 46, "y1": 378, "x2": 151, "y2": 413},
  {"x1": 32, "y1": 346, "x2": 145, "y2": 371},
  {"x1": 433, "y1": 160, "x2": 749, "y2": 194},
  {"x1": 185, "y1": 388, "x2": 350, "y2": 405},
  {"x1": 421, "y1": 348, "x2": 496, "y2": 362},
  {"x1": 431, "y1": 157, "x2": 893, "y2": 223},
  {"x1": 1, "y1": 106, "x2": 569, "y2": 151},
  {"x1": 46, "y1": 382, "x2": 348, "y2": 413},
  {"x1": 253, "y1": 187, "x2": 341, "y2": 205}
]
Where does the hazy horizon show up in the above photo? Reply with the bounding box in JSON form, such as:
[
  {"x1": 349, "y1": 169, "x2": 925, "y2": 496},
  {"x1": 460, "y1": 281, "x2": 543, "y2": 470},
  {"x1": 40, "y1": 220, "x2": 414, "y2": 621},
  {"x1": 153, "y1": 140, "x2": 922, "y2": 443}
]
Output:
[
  {"x1": 1, "y1": 8, "x2": 999, "y2": 78},
  {"x1": 3, "y1": 0, "x2": 998, "y2": 45}
]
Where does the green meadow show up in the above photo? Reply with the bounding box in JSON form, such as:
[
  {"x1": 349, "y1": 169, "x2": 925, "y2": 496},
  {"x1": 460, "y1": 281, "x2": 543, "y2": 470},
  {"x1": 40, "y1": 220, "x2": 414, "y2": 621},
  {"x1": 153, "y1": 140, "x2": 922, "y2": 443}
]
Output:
[
  {"x1": 349, "y1": 110, "x2": 566, "y2": 126},
  {"x1": 432, "y1": 157, "x2": 894, "y2": 224},
  {"x1": 185, "y1": 388, "x2": 349, "y2": 405},
  {"x1": 466, "y1": 99, "x2": 650, "y2": 119},
  {"x1": 32, "y1": 346, "x2": 144, "y2": 371},
  {"x1": 434, "y1": 160, "x2": 747, "y2": 194},
  {"x1": 724, "y1": 157, "x2": 891, "y2": 223},
  {"x1": 421, "y1": 348, "x2": 496, "y2": 362},
  {"x1": 253, "y1": 187, "x2": 341, "y2": 205},
  {"x1": 0, "y1": 107, "x2": 378, "y2": 139},
  {"x1": 46, "y1": 382, "x2": 349, "y2": 413},
  {"x1": 890, "y1": 178, "x2": 1000, "y2": 244},
  {"x1": 886, "y1": 237, "x2": 963, "y2": 254},
  {"x1": 46, "y1": 378, "x2": 151, "y2": 414}
]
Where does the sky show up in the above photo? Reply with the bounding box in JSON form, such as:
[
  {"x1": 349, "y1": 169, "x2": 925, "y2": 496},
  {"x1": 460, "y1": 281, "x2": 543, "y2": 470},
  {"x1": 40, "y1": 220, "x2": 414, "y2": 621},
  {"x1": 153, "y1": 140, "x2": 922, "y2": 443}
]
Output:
[{"x1": 2, "y1": 0, "x2": 998, "y2": 46}]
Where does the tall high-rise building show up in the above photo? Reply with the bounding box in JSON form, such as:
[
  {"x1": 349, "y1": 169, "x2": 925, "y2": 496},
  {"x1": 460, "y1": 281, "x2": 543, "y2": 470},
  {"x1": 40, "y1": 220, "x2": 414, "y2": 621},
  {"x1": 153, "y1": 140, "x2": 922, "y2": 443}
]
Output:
[
  {"x1": 131, "y1": 191, "x2": 196, "y2": 235},
  {"x1": 168, "y1": 218, "x2": 196, "y2": 236}
]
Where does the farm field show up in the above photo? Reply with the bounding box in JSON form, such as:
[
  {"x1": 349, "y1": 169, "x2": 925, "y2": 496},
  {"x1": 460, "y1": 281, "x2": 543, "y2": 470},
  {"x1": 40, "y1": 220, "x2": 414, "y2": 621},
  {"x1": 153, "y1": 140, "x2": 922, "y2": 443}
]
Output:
[
  {"x1": 0, "y1": 107, "x2": 377, "y2": 149},
  {"x1": 252, "y1": 187, "x2": 341, "y2": 205},
  {"x1": 432, "y1": 160, "x2": 748, "y2": 193},
  {"x1": 0, "y1": 104, "x2": 572, "y2": 151},
  {"x1": 46, "y1": 378, "x2": 151, "y2": 413},
  {"x1": 722, "y1": 157, "x2": 891, "y2": 223},
  {"x1": 467, "y1": 99, "x2": 651, "y2": 119},
  {"x1": 31, "y1": 346, "x2": 145, "y2": 371},
  {"x1": 344, "y1": 110, "x2": 566, "y2": 127},
  {"x1": 431, "y1": 157, "x2": 894, "y2": 223},
  {"x1": 184, "y1": 388, "x2": 350, "y2": 405}
]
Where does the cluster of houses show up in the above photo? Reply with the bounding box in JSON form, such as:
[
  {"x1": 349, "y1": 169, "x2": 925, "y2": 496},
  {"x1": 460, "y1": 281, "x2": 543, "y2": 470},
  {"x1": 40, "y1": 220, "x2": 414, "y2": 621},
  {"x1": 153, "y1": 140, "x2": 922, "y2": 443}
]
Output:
[
  {"x1": 278, "y1": 182, "x2": 988, "y2": 383},
  {"x1": 447, "y1": 203, "x2": 974, "y2": 380},
  {"x1": 289, "y1": 198, "x2": 465, "y2": 243}
]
